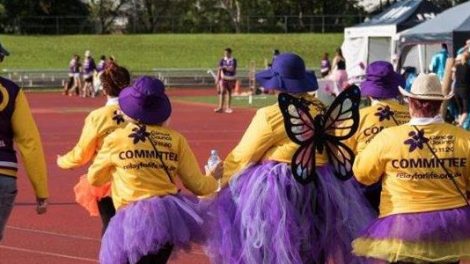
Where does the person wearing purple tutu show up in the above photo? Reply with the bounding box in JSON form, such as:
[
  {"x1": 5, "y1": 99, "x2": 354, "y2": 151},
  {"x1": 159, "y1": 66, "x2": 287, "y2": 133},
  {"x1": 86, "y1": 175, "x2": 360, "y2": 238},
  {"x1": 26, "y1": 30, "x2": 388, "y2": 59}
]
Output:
[
  {"x1": 87, "y1": 76, "x2": 223, "y2": 264},
  {"x1": 344, "y1": 61, "x2": 410, "y2": 211},
  {"x1": 203, "y1": 53, "x2": 374, "y2": 264},
  {"x1": 352, "y1": 73, "x2": 470, "y2": 263}
]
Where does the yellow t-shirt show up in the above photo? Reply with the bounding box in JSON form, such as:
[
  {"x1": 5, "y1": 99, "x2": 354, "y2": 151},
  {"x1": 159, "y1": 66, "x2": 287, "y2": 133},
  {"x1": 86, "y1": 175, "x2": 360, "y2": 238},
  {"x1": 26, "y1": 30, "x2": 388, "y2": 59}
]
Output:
[
  {"x1": 58, "y1": 100, "x2": 126, "y2": 169},
  {"x1": 222, "y1": 95, "x2": 328, "y2": 184},
  {"x1": 354, "y1": 122, "x2": 470, "y2": 217},
  {"x1": 87, "y1": 123, "x2": 218, "y2": 210},
  {"x1": 345, "y1": 100, "x2": 410, "y2": 154}
]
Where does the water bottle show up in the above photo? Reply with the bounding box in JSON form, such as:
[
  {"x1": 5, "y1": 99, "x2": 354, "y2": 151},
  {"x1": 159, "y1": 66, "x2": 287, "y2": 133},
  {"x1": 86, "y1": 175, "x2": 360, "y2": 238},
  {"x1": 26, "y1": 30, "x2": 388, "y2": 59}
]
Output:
[
  {"x1": 205, "y1": 149, "x2": 222, "y2": 192},
  {"x1": 207, "y1": 149, "x2": 220, "y2": 171}
]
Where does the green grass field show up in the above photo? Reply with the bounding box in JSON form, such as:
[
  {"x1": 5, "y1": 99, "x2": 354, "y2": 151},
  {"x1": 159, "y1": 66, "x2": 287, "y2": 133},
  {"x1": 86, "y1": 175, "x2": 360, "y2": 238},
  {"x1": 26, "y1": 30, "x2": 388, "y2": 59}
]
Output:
[
  {"x1": 174, "y1": 94, "x2": 278, "y2": 109},
  {"x1": 0, "y1": 34, "x2": 342, "y2": 71}
]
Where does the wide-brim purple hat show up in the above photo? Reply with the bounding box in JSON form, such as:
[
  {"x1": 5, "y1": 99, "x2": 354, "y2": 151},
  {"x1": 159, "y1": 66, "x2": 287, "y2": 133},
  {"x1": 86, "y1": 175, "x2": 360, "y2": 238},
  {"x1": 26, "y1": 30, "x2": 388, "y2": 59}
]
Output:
[
  {"x1": 361, "y1": 61, "x2": 405, "y2": 99},
  {"x1": 119, "y1": 76, "x2": 171, "y2": 125},
  {"x1": 256, "y1": 53, "x2": 318, "y2": 93}
]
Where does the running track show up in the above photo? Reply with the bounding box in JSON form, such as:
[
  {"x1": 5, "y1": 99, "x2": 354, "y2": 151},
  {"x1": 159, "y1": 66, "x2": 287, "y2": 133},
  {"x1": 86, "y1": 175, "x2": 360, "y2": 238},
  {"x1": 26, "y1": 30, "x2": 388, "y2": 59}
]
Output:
[{"x1": 0, "y1": 89, "x2": 255, "y2": 264}]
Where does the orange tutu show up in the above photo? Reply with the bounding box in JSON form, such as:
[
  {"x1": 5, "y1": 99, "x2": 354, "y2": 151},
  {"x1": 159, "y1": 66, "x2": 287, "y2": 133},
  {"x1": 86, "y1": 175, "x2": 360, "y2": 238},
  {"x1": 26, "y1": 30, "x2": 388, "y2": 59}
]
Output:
[{"x1": 73, "y1": 175, "x2": 111, "y2": 216}]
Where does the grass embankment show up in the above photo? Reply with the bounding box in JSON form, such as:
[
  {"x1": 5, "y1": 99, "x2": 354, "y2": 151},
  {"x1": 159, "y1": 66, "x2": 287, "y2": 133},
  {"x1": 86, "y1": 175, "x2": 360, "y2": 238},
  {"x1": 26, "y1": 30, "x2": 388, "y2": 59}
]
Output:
[{"x1": 0, "y1": 34, "x2": 343, "y2": 71}]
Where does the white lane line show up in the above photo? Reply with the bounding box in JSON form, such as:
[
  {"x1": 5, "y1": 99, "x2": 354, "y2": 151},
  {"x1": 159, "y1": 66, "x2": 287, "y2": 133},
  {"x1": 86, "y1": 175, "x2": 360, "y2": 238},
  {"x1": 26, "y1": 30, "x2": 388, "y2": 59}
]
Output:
[
  {"x1": 6, "y1": 226, "x2": 100, "y2": 242},
  {"x1": 0, "y1": 245, "x2": 98, "y2": 263}
]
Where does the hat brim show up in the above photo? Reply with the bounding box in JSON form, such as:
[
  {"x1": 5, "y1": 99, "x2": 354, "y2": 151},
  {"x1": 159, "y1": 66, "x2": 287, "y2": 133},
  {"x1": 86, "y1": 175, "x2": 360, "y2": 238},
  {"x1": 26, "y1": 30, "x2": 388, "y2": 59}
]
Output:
[
  {"x1": 398, "y1": 86, "x2": 454, "y2": 101},
  {"x1": 255, "y1": 69, "x2": 318, "y2": 93},
  {"x1": 119, "y1": 87, "x2": 172, "y2": 125}
]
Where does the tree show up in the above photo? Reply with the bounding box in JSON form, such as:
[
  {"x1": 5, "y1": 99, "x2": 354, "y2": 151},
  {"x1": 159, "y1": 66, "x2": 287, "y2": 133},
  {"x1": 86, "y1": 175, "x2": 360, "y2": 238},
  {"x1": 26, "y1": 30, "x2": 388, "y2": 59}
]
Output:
[
  {"x1": 87, "y1": 0, "x2": 130, "y2": 33},
  {"x1": 0, "y1": 0, "x2": 89, "y2": 33},
  {"x1": 217, "y1": 0, "x2": 242, "y2": 33}
]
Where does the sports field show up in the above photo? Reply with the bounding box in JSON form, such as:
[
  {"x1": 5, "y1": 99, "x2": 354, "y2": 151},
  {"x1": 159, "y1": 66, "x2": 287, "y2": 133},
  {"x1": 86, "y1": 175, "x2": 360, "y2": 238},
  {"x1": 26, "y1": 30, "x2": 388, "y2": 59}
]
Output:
[
  {"x1": 0, "y1": 34, "x2": 342, "y2": 70},
  {"x1": 0, "y1": 89, "x2": 254, "y2": 263}
]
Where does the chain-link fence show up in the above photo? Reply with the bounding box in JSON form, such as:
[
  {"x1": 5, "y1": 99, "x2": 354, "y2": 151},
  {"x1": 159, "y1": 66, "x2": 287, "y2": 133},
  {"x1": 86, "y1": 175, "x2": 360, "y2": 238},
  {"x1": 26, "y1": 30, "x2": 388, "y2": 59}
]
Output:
[{"x1": 9, "y1": 15, "x2": 364, "y2": 34}]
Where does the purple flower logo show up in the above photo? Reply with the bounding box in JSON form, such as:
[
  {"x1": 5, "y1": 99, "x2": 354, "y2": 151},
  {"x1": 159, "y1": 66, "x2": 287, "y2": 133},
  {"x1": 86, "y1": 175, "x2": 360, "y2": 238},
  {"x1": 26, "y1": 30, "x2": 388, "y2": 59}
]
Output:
[
  {"x1": 113, "y1": 110, "x2": 125, "y2": 125},
  {"x1": 375, "y1": 106, "x2": 394, "y2": 121},
  {"x1": 129, "y1": 125, "x2": 150, "y2": 144},
  {"x1": 404, "y1": 129, "x2": 429, "y2": 152}
]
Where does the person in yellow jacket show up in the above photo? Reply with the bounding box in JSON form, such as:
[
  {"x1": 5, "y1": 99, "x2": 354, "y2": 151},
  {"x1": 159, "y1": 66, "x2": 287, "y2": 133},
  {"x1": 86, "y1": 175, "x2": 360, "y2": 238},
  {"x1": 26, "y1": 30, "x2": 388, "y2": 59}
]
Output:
[
  {"x1": 0, "y1": 42, "x2": 48, "y2": 241},
  {"x1": 344, "y1": 61, "x2": 410, "y2": 211},
  {"x1": 352, "y1": 73, "x2": 470, "y2": 263},
  {"x1": 57, "y1": 63, "x2": 130, "y2": 234},
  {"x1": 203, "y1": 53, "x2": 374, "y2": 264},
  {"x1": 87, "y1": 76, "x2": 223, "y2": 264}
]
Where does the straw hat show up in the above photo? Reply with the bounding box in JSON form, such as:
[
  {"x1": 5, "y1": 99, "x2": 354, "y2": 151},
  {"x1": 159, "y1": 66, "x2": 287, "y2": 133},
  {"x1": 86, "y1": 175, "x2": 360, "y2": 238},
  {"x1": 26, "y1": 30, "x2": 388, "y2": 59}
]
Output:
[{"x1": 399, "y1": 73, "x2": 453, "y2": 100}]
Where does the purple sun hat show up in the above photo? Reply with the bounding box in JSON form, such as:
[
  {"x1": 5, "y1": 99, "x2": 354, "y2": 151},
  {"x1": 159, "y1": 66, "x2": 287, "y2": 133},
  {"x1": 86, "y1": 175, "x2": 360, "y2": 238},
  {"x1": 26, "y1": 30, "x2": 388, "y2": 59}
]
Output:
[
  {"x1": 256, "y1": 53, "x2": 318, "y2": 93},
  {"x1": 361, "y1": 61, "x2": 405, "y2": 99},
  {"x1": 119, "y1": 76, "x2": 171, "y2": 125}
]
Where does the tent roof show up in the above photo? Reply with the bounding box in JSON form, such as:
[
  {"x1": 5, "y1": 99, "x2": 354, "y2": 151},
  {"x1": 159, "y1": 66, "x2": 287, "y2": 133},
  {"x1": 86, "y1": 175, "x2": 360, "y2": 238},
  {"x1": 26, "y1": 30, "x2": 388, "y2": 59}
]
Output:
[
  {"x1": 400, "y1": 1, "x2": 470, "y2": 44},
  {"x1": 357, "y1": 0, "x2": 440, "y2": 31}
]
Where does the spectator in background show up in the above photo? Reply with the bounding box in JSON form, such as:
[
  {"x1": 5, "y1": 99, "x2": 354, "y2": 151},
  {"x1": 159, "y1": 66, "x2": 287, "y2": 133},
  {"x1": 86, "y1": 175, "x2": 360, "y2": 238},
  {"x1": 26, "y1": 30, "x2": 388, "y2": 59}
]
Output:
[
  {"x1": 332, "y1": 47, "x2": 346, "y2": 70},
  {"x1": 93, "y1": 55, "x2": 107, "y2": 96},
  {"x1": 330, "y1": 47, "x2": 348, "y2": 92},
  {"x1": 64, "y1": 54, "x2": 81, "y2": 96},
  {"x1": 82, "y1": 50, "x2": 96, "y2": 98},
  {"x1": 429, "y1": 43, "x2": 448, "y2": 81},
  {"x1": 320, "y1": 52, "x2": 331, "y2": 77},
  {"x1": 0, "y1": 42, "x2": 48, "y2": 241},
  {"x1": 402, "y1": 66, "x2": 418, "y2": 92},
  {"x1": 457, "y1": 39, "x2": 470, "y2": 55},
  {"x1": 268, "y1": 49, "x2": 280, "y2": 68},
  {"x1": 452, "y1": 53, "x2": 470, "y2": 127},
  {"x1": 215, "y1": 48, "x2": 237, "y2": 113}
]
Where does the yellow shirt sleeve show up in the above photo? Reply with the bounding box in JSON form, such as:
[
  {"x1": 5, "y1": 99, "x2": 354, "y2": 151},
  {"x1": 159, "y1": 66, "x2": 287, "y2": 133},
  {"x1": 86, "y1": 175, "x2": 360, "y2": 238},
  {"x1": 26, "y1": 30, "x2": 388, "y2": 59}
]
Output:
[
  {"x1": 11, "y1": 90, "x2": 49, "y2": 198},
  {"x1": 222, "y1": 109, "x2": 274, "y2": 184},
  {"x1": 353, "y1": 131, "x2": 386, "y2": 186},
  {"x1": 87, "y1": 134, "x2": 114, "y2": 187},
  {"x1": 57, "y1": 114, "x2": 98, "y2": 169},
  {"x1": 177, "y1": 136, "x2": 217, "y2": 195}
]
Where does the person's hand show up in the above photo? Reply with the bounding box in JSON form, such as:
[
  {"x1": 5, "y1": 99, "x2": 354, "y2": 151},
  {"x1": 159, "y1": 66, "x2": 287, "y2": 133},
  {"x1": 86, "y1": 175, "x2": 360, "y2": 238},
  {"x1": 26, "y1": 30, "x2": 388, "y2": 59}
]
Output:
[
  {"x1": 207, "y1": 162, "x2": 224, "y2": 180},
  {"x1": 36, "y1": 198, "x2": 48, "y2": 215}
]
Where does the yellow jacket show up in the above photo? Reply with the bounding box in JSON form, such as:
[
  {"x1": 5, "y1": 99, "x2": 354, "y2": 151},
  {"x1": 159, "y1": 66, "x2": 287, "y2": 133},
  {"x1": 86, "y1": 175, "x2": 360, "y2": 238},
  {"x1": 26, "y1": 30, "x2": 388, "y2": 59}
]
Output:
[
  {"x1": 0, "y1": 90, "x2": 48, "y2": 198},
  {"x1": 345, "y1": 100, "x2": 410, "y2": 154},
  {"x1": 57, "y1": 98, "x2": 126, "y2": 169},
  {"x1": 354, "y1": 121, "x2": 470, "y2": 217},
  {"x1": 222, "y1": 95, "x2": 328, "y2": 185},
  {"x1": 87, "y1": 123, "x2": 218, "y2": 209}
]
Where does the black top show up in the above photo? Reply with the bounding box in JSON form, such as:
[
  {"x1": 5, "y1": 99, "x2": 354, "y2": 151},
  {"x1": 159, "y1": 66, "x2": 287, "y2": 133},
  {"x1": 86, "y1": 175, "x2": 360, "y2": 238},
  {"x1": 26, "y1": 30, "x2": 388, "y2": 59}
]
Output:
[
  {"x1": 454, "y1": 63, "x2": 470, "y2": 95},
  {"x1": 337, "y1": 59, "x2": 346, "y2": 70}
]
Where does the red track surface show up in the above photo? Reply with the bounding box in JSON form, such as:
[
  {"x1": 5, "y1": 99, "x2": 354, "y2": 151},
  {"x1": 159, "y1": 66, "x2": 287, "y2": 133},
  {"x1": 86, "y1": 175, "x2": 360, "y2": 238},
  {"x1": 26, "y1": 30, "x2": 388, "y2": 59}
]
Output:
[{"x1": 0, "y1": 89, "x2": 255, "y2": 264}]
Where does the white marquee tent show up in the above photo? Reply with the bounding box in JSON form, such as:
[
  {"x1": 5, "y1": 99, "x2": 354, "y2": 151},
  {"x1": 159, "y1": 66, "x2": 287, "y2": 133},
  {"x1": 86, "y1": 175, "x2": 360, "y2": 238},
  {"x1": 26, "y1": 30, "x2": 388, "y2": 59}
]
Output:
[{"x1": 341, "y1": 0, "x2": 440, "y2": 78}]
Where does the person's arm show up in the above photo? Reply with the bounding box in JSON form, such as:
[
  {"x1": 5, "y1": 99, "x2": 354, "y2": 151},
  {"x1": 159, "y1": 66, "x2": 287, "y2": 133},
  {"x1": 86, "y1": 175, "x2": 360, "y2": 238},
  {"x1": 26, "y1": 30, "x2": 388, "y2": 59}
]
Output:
[
  {"x1": 176, "y1": 136, "x2": 219, "y2": 196},
  {"x1": 216, "y1": 59, "x2": 223, "y2": 83},
  {"x1": 57, "y1": 114, "x2": 99, "y2": 169},
  {"x1": 222, "y1": 108, "x2": 275, "y2": 185},
  {"x1": 87, "y1": 135, "x2": 114, "y2": 187},
  {"x1": 353, "y1": 131, "x2": 387, "y2": 186},
  {"x1": 11, "y1": 90, "x2": 49, "y2": 199}
]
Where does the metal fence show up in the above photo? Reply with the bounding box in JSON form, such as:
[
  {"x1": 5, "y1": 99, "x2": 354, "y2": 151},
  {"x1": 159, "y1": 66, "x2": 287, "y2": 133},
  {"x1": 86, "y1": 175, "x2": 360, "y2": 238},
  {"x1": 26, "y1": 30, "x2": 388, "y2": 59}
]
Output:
[
  {"x1": 1, "y1": 68, "x2": 321, "y2": 89},
  {"x1": 8, "y1": 15, "x2": 364, "y2": 34},
  {"x1": 0, "y1": 68, "x2": 255, "y2": 88}
]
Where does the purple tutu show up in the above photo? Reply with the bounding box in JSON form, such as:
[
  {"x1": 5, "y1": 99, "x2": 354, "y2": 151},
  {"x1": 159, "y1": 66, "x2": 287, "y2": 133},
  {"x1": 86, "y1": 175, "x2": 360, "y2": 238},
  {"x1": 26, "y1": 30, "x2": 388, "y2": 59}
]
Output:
[
  {"x1": 353, "y1": 206, "x2": 470, "y2": 263},
  {"x1": 203, "y1": 161, "x2": 375, "y2": 264},
  {"x1": 360, "y1": 206, "x2": 470, "y2": 241},
  {"x1": 99, "y1": 194, "x2": 205, "y2": 264}
]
